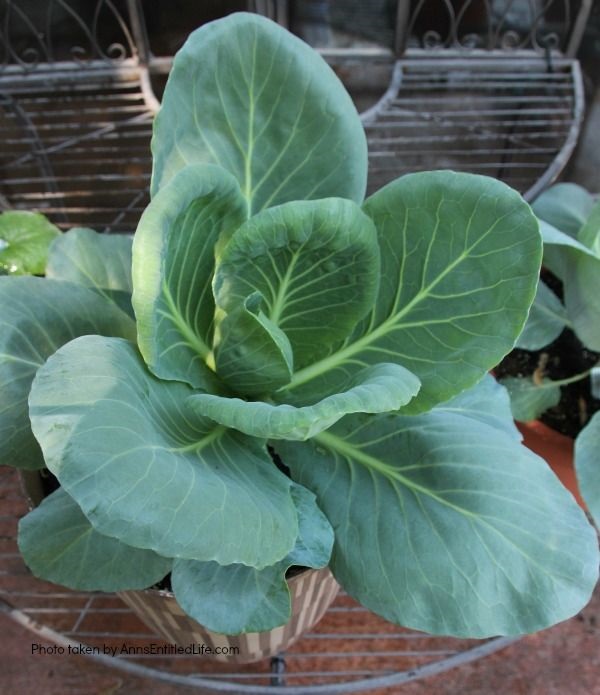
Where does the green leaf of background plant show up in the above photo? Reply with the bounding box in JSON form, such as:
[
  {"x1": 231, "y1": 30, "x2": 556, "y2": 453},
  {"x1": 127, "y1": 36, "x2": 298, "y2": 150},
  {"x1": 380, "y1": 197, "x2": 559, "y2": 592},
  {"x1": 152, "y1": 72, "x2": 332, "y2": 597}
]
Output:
[
  {"x1": 532, "y1": 183, "x2": 594, "y2": 239},
  {"x1": 18, "y1": 488, "x2": 172, "y2": 591},
  {"x1": 46, "y1": 227, "x2": 133, "y2": 316},
  {"x1": 151, "y1": 13, "x2": 367, "y2": 214},
  {"x1": 277, "y1": 408, "x2": 599, "y2": 637},
  {"x1": 540, "y1": 220, "x2": 597, "y2": 258},
  {"x1": 29, "y1": 336, "x2": 298, "y2": 569},
  {"x1": 188, "y1": 363, "x2": 420, "y2": 441},
  {"x1": 214, "y1": 292, "x2": 293, "y2": 395},
  {"x1": 280, "y1": 172, "x2": 541, "y2": 413},
  {"x1": 171, "y1": 484, "x2": 333, "y2": 634},
  {"x1": 0, "y1": 211, "x2": 60, "y2": 275},
  {"x1": 540, "y1": 222, "x2": 600, "y2": 351},
  {"x1": 577, "y1": 198, "x2": 600, "y2": 255},
  {"x1": 0, "y1": 277, "x2": 135, "y2": 470},
  {"x1": 575, "y1": 412, "x2": 600, "y2": 527},
  {"x1": 516, "y1": 280, "x2": 569, "y2": 351},
  {"x1": 213, "y1": 198, "x2": 380, "y2": 367},
  {"x1": 591, "y1": 367, "x2": 600, "y2": 400},
  {"x1": 500, "y1": 376, "x2": 561, "y2": 422},
  {"x1": 133, "y1": 164, "x2": 247, "y2": 390}
]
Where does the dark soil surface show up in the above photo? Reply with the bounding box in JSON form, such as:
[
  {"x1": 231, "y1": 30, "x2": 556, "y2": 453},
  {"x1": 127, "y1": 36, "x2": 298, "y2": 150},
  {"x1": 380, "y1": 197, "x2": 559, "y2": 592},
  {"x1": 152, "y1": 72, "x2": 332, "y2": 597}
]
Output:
[
  {"x1": 496, "y1": 268, "x2": 600, "y2": 438},
  {"x1": 496, "y1": 327, "x2": 600, "y2": 438}
]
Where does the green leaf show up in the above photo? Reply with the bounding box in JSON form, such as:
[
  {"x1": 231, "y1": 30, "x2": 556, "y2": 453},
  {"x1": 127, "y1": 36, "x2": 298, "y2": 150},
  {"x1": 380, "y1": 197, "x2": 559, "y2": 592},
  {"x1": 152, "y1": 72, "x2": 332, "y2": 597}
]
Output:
[
  {"x1": 28, "y1": 335, "x2": 298, "y2": 569},
  {"x1": 18, "y1": 488, "x2": 171, "y2": 591},
  {"x1": 281, "y1": 171, "x2": 541, "y2": 413},
  {"x1": 46, "y1": 228, "x2": 133, "y2": 315},
  {"x1": 577, "y1": 198, "x2": 600, "y2": 255},
  {"x1": 540, "y1": 219, "x2": 597, "y2": 258},
  {"x1": 575, "y1": 412, "x2": 600, "y2": 527},
  {"x1": 540, "y1": 221, "x2": 600, "y2": 351},
  {"x1": 539, "y1": 219, "x2": 597, "y2": 281},
  {"x1": 532, "y1": 183, "x2": 595, "y2": 239},
  {"x1": 500, "y1": 376, "x2": 561, "y2": 422},
  {"x1": 214, "y1": 292, "x2": 293, "y2": 395},
  {"x1": 0, "y1": 211, "x2": 61, "y2": 275},
  {"x1": 516, "y1": 280, "x2": 569, "y2": 351},
  {"x1": 591, "y1": 367, "x2": 600, "y2": 400},
  {"x1": 277, "y1": 409, "x2": 599, "y2": 637},
  {"x1": 561, "y1": 253, "x2": 600, "y2": 351},
  {"x1": 437, "y1": 373, "x2": 521, "y2": 441},
  {"x1": 151, "y1": 13, "x2": 367, "y2": 214},
  {"x1": 213, "y1": 198, "x2": 380, "y2": 367},
  {"x1": 188, "y1": 363, "x2": 420, "y2": 441},
  {"x1": 171, "y1": 484, "x2": 333, "y2": 634},
  {"x1": 0, "y1": 276, "x2": 136, "y2": 470},
  {"x1": 132, "y1": 164, "x2": 247, "y2": 389}
]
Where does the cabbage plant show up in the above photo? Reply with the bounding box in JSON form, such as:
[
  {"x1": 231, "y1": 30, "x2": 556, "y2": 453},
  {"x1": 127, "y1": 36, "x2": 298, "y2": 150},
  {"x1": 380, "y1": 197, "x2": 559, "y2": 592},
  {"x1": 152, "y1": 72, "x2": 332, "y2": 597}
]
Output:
[
  {"x1": 1, "y1": 13, "x2": 598, "y2": 638},
  {"x1": 501, "y1": 182, "x2": 600, "y2": 528}
]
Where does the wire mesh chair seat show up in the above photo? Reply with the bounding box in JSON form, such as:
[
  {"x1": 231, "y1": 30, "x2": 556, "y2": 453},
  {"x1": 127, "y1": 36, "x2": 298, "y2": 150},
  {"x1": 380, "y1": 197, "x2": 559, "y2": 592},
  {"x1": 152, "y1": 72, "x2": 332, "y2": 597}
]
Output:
[
  {"x1": 0, "y1": 61, "x2": 155, "y2": 232},
  {"x1": 361, "y1": 0, "x2": 591, "y2": 201}
]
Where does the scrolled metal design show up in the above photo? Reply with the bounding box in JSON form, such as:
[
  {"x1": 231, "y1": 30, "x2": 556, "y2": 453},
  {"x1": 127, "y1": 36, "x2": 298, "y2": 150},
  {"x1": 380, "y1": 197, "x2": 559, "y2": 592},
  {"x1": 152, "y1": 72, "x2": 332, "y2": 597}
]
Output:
[
  {"x1": 0, "y1": 0, "x2": 137, "y2": 72},
  {"x1": 0, "y1": 2, "x2": 50, "y2": 70},
  {"x1": 406, "y1": 0, "x2": 575, "y2": 53},
  {"x1": 498, "y1": 29, "x2": 521, "y2": 50},
  {"x1": 422, "y1": 30, "x2": 445, "y2": 49}
]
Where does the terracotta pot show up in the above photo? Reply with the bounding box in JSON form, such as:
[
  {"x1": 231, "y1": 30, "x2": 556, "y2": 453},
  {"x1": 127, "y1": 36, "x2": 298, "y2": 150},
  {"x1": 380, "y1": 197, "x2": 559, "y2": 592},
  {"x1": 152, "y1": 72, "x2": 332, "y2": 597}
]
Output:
[
  {"x1": 18, "y1": 469, "x2": 339, "y2": 663},
  {"x1": 517, "y1": 420, "x2": 585, "y2": 509},
  {"x1": 119, "y1": 567, "x2": 339, "y2": 663}
]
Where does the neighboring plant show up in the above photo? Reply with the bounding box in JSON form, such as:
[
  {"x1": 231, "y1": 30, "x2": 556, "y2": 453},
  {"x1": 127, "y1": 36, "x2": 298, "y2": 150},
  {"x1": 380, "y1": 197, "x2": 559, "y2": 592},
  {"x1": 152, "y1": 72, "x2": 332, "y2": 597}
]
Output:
[
  {"x1": 500, "y1": 182, "x2": 600, "y2": 527},
  {"x1": 0, "y1": 211, "x2": 60, "y2": 275},
  {"x1": 1, "y1": 14, "x2": 597, "y2": 639}
]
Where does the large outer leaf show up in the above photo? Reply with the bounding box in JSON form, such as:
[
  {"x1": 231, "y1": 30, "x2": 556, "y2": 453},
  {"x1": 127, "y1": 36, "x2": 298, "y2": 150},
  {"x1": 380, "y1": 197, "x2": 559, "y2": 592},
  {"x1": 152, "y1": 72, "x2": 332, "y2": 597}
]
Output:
[
  {"x1": 171, "y1": 484, "x2": 333, "y2": 634},
  {"x1": 151, "y1": 13, "x2": 367, "y2": 213},
  {"x1": 515, "y1": 280, "x2": 569, "y2": 351},
  {"x1": 0, "y1": 211, "x2": 60, "y2": 275},
  {"x1": 132, "y1": 164, "x2": 247, "y2": 389},
  {"x1": 18, "y1": 488, "x2": 172, "y2": 591},
  {"x1": 282, "y1": 172, "x2": 541, "y2": 413},
  {"x1": 436, "y1": 373, "x2": 521, "y2": 441},
  {"x1": 277, "y1": 408, "x2": 599, "y2": 637},
  {"x1": 46, "y1": 228, "x2": 133, "y2": 314},
  {"x1": 28, "y1": 336, "x2": 298, "y2": 569},
  {"x1": 0, "y1": 276, "x2": 135, "y2": 469},
  {"x1": 188, "y1": 363, "x2": 420, "y2": 440},
  {"x1": 575, "y1": 412, "x2": 600, "y2": 527},
  {"x1": 214, "y1": 198, "x2": 380, "y2": 366}
]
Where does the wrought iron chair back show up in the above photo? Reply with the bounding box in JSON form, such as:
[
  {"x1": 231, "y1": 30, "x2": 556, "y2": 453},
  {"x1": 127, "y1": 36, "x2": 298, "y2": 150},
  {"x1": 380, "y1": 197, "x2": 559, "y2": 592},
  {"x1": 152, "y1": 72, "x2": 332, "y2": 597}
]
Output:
[{"x1": 357, "y1": 0, "x2": 592, "y2": 200}]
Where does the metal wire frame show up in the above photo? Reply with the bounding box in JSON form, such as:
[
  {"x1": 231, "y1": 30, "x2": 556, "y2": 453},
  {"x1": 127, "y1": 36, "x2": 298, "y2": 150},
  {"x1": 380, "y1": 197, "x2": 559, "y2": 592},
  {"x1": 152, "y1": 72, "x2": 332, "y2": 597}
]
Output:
[
  {"x1": 0, "y1": 0, "x2": 139, "y2": 70},
  {"x1": 395, "y1": 0, "x2": 593, "y2": 56},
  {"x1": 0, "y1": 62, "x2": 153, "y2": 228},
  {"x1": 361, "y1": 52, "x2": 585, "y2": 202}
]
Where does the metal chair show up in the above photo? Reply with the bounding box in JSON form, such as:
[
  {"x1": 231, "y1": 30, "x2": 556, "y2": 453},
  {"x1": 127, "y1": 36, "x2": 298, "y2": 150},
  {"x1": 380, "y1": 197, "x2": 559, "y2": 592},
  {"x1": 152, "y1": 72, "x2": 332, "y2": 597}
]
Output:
[
  {"x1": 359, "y1": 0, "x2": 593, "y2": 201},
  {"x1": 0, "y1": 0, "x2": 592, "y2": 232}
]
